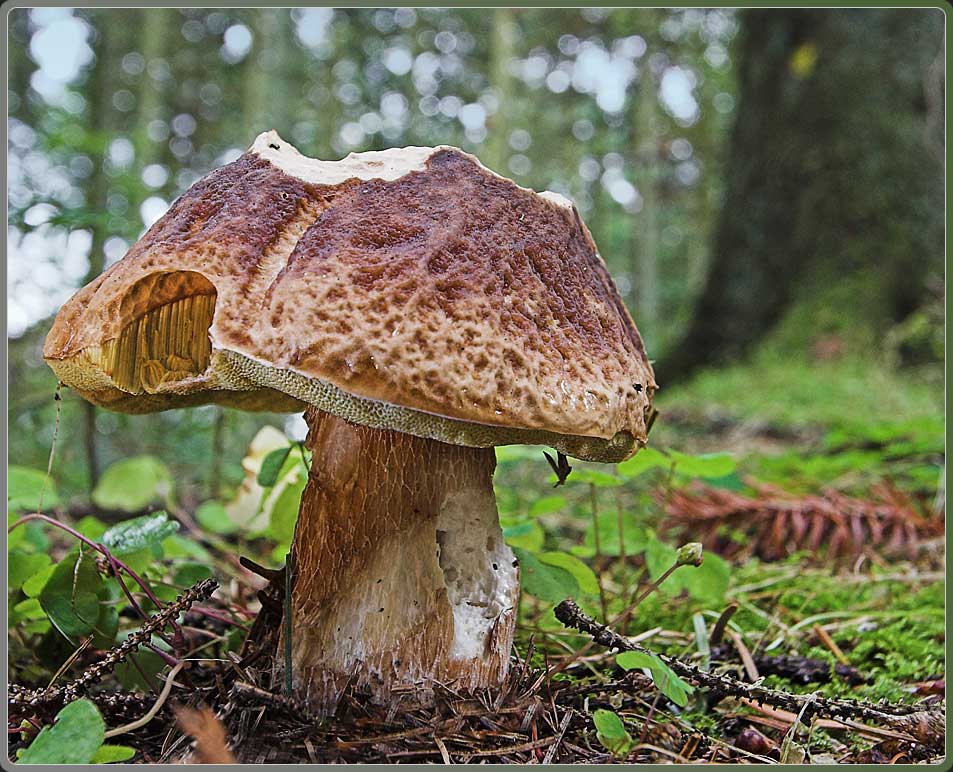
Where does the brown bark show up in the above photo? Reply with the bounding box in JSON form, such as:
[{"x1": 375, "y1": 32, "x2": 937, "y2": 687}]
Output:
[
  {"x1": 660, "y1": 9, "x2": 944, "y2": 381},
  {"x1": 284, "y1": 408, "x2": 518, "y2": 712}
]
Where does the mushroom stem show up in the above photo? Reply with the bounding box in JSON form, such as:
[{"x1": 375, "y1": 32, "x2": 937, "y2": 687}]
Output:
[{"x1": 282, "y1": 407, "x2": 518, "y2": 713}]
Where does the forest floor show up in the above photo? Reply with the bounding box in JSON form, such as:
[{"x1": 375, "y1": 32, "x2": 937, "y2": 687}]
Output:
[{"x1": 8, "y1": 357, "x2": 946, "y2": 764}]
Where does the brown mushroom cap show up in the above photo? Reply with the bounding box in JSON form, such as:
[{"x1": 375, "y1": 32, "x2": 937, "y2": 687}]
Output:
[{"x1": 44, "y1": 131, "x2": 656, "y2": 462}]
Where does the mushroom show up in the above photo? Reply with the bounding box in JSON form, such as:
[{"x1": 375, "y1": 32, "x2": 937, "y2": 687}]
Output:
[{"x1": 44, "y1": 131, "x2": 656, "y2": 711}]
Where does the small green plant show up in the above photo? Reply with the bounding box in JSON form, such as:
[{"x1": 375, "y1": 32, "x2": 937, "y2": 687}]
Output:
[
  {"x1": 7, "y1": 458, "x2": 231, "y2": 695},
  {"x1": 510, "y1": 546, "x2": 598, "y2": 602},
  {"x1": 616, "y1": 650, "x2": 695, "y2": 707},
  {"x1": 592, "y1": 709, "x2": 634, "y2": 758},
  {"x1": 16, "y1": 699, "x2": 135, "y2": 764},
  {"x1": 91, "y1": 456, "x2": 173, "y2": 512}
]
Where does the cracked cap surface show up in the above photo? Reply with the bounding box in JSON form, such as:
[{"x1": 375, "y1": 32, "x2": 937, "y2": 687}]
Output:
[{"x1": 44, "y1": 131, "x2": 656, "y2": 462}]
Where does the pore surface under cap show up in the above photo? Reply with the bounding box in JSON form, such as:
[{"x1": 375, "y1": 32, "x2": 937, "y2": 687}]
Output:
[{"x1": 45, "y1": 132, "x2": 656, "y2": 462}]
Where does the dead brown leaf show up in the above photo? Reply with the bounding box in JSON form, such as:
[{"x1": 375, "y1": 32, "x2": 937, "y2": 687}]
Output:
[{"x1": 174, "y1": 705, "x2": 237, "y2": 764}]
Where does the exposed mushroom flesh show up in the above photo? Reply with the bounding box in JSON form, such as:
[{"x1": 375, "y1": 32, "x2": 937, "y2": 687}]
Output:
[{"x1": 284, "y1": 407, "x2": 519, "y2": 713}]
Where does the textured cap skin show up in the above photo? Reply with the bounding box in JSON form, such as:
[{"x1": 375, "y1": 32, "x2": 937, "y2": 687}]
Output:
[{"x1": 45, "y1": 132, "x2": 656, "y2": 462}]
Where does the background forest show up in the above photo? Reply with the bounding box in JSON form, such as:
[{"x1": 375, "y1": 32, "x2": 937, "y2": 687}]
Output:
[{"x1": 7, "y1": 7, "x2": 946, "y2": 765}]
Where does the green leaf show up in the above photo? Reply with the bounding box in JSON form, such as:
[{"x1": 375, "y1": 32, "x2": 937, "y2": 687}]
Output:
[
  {"x1": 153, "y1": 584, "x2": 182, "y2": 603},
  {"x1": 644, "y1": 536, "x2": 679, "y2": 581},
  {"x1": 115, "y1": 546, "x2": 155, "y2": 576},
  {"x1": 616, "y1": 447, "x2": 668, "y2": 479},
  {"x1": 18, "y1": 698, "x2": 105, "y2": 764},
  {"x1": 39, "y1": 551, "x2": 104, "y2": 639},
  {"x1": 74, "y1": 515, "x2": 108, "y2": 540},
  {"x1": 43, "y1": 591, "x2": 101, "y2": 638},
  {"x1": 651, "y1": 663, "x2": 694, "y2": 707},
  {"x1": 162, "y1": 533, "x2": 212, "y2": 561},
  {"x1": 22, "y1": 564, "x2": 56, "y2": 597},
  {"x1": 264, "y1": 473, "x2": 306, "y2": 546},
  {"x1": 616, "y1": 449, "x2": 736, "y2": 481},
  {"x1": 174, "y1": 563, "x2": 213, "y2": 586},
  {"x1": 9, "y1": 466, "x2": 58, "y2": 512},
  {"x1": 592, "y1": 709, "x2": 633, "y2": 757},
  {"x1": 115, "y1": 647, "x2": 166, "y2": 691},
  {"x1": 616, "y1": 650, "x2": 658, "y2": 672},
  {"x1": 562, "y1": 468, "x2": 621, "y2": 487},
  {"x1": 573, "y1": 511, "x2": 648, "y2": 558},
  {"x1": 270, "y1": 543, "x2": 291, "y2": 565},
  {"x1": 668, "y1": 450, "x2": 736, "y2": 479},
  {"x1": 511, "y1": 547, "x2": 579, "y2": 603},
  {"x1": 9, "y1": 551, "x2": 52, "y2": 589},
  {"x1": 23, "y1": 619, "x2": 52, "y2": 636},
  {"x1": 502, "y1": 519, "x2": 545, "y2": 551},
  {"x1": 257, "y1": 445, "x2": 293, "y2": 487},
  {"x1": 92, "y1": 456, "x2": 173, "y2": 511},
  {"x1": 11, "y1": 597, "x2": 45, "y2": 625},
  {"x1": 92, "y1": 744, "x2": 136, "y2": 764},
  {"x1": 8, "y1": 514, "x2": 26, "y2": 550},
  {"x1": 195, "y1": 500, "x2": 237, "y2": 535},
  {"x1": 9, "y1": 513, "x2": 50, "y2": 552},
  {"x1": 643, "y1": 536, "x2": 730, "y2": 606},
  {"x1": 494, "y1": 445, "x2": 541, "y2": 464},
  {"x1": 528, "y1": 495, "x2": 567, "y2": 517},
  {"x1": 538, "y1": 551, "x2": 600, "y2": 595},
  {"x1": 617, "y1": 650, "x2": 695, "y2": 707},
  {"x1": 91, "y1": 582, "x2": 120, "y2": 649},
  {"x1": 102, "y1": 512, "x2": 179, "y2": 555},
  {"x1": 683, "y1": 551, "x2": 731, "y2": 605}
]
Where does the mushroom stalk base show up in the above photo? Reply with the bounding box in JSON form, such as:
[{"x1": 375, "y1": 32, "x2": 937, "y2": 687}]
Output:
[{"x1": 283, "y1": 407, "x2": 518, "y2": 713}]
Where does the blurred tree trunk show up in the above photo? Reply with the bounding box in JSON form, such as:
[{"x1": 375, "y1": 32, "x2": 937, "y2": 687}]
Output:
[
  {"x1": 244, "y1": 9, "x2": 295, "y2": 137},
  {"x1": 485, "y1": 8, "x2": 516, "y2": 174},
  {"x1": 135, "y1": 8, "x2": 171, "y2": 172},
  {"x1": 242, "y1": 11, "x2": 268, "y2": 137},
  {"x1": 631, "y1": 67, "x2": 661, "y2": 348},
  {"x1": 660, "y1": 9, "x2": 944, "y2": 382},
  {"x1": 9, "y1": 10, "x2": 34, "y2": 121},
  {"x1": 79, "y1": 10, "x2": 127, "y2": 488}
]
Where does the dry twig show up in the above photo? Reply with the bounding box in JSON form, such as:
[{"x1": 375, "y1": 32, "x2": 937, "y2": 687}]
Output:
[
  {"x1": 10, "y1": 579, "x2": 217, "y2": 711},
  {"x1": 554, "y1": 599, "x2": 939, "y2": 731}
]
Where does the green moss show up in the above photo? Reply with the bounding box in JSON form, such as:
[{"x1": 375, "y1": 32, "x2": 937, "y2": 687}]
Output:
[
  {"x1": 659, "y1": 355, "x2": 942, "y2": 439},
  {"x1": 680, "y1": 710, "x2": 720, "y2": 735},
  {"x1": 765, "y1": 271, "x2": 887, "y2": 355},
  {"x1": 722, "y1": 562, "x2": 943, "y2": 704},
  {"x1": 807, "y1": 730, "x2": 837, "y2": 754}
]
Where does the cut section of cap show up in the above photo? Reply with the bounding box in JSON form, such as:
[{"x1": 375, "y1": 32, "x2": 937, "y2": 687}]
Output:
[{"x1": 45, "y1": 131, "x2": 656, "y2": 462}]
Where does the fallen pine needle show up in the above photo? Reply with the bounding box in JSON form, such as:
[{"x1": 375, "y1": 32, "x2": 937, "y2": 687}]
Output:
[
  {"x1": 811, "y1": 623, "x2": 851, "y2": 666},
  {"x1": 740, "y1": 700, "x2": 915, "y2": 742},
  {"x1": 463, "y1": 735, "x2": 558, "y2": 760},
  {"x1": 434, "y1": 736, "x2": 451, "y2": 764},
  {"x1": 542, "y1": 709, "x2": 574, "y2": 764},
  {"x1": 728, "y1": 630, "x2": 761, "y2": 681}
]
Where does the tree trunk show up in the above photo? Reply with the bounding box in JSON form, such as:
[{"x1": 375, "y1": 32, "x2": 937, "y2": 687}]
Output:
[
  {"x1": 80, "y1": 9, "x2": 126, "y2": 487},
  {"x1": 631, "y1": 67, "x2": 661, "y2": 348},
  {"x1": 8, "y1": 10, "x2": 34, "y2": 121},
  {"x1": 243, "y1": 9, "x2": 296, "y2": 137},
  {"x1": 135, "y1": 8, "x2": 171, "y2": 172},
  {"x1": 660, "y1": 9, "x2": 944, "y2": 382},
  {"x1": 484, "y1": 8, "x2": 517, "y2": 175}
]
